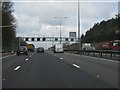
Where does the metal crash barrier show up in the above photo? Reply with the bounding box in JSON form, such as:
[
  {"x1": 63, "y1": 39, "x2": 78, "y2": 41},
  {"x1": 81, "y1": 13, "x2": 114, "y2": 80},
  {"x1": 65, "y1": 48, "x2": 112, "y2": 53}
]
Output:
[{"x1": 64, "y1": 49, "x2": 120, "y2": 60}]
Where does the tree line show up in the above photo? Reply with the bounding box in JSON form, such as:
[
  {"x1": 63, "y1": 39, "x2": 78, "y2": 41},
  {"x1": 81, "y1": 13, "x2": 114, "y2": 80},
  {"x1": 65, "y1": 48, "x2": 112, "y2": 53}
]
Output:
[
  {"x1": 81, "y1": 15, "x2": 120, "y2": 43},
  {"x1": 2, "y1": 2, "x2": 27, "y2": 51}
]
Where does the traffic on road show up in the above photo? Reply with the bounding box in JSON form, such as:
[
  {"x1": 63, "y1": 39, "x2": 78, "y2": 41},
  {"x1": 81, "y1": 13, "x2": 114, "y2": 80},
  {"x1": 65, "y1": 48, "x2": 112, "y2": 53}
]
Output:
[
  {"x1": 1, "y1": 1, "x2": 120, "y2": 89},
  {"x1": 2, "y1": 48, "x2": 119, "y2": 88}
]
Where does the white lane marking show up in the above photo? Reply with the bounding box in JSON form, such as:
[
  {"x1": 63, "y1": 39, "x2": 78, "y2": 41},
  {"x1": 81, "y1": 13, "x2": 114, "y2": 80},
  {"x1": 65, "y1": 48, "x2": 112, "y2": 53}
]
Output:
[
  {"x1": 14, "y1": 66, "x2": 21, "y2": 71},
  {"x1": 82, "y1": 55, "x2": 120, "y2": 63},
  {"x1": 0, "y1": 54, "x2": 16, "y2": 59},
  {"x1": 73, "y1": 64, "x2": 80, "y2": 69},
  {"x1": 33, "y1": 52, "x2": 36, "y2": 55},
  {"x1": 25, "y1": 58, "x2": 29, "y2": 61},
  {"x1": 60, "y1": 58, "x2": 63, "y2": 60},
  {"x1": 97, "y1": 75, "x2": 100, "y2": 78},
  {"x1": 3, "y1": 78, "x2": 6, "y2": 81},
  {"x1": 29, "y1": 55, "x2": 31, "y2": 58},
  {"x1": 31, "y1": 52, "x2": 35, "y2": 56},
  {"x1": 28, "y1": 52, "x2": 35, "y2": 58},
  {"x1": 65, "y1": 53, "x2": 80, "y2": 57},
  {"x1": 1, "y1": 55, "x2": 10, "y2": 59},
  {"x1": 65, "y1": 52, "x2": 120, "y2": 63}
]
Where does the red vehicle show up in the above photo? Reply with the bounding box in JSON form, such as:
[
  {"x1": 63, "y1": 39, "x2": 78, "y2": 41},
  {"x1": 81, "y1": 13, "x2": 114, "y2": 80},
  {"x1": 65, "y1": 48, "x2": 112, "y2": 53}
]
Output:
[{"x1": 102, "y1": 40, "x2": 120, "y2": 51}]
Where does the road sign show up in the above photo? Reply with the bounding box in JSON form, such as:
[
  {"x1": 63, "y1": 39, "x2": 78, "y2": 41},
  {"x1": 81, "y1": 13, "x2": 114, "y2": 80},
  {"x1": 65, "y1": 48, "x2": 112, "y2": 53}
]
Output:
[{"x1": 69, "y1": 32, "x2": 76, "y2": 38}]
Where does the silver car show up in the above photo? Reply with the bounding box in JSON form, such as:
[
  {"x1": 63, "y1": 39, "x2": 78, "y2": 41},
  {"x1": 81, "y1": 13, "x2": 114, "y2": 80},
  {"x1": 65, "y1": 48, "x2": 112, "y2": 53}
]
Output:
[{"x1": 17, "y1": 46, "x2": 28, "y2": 55}]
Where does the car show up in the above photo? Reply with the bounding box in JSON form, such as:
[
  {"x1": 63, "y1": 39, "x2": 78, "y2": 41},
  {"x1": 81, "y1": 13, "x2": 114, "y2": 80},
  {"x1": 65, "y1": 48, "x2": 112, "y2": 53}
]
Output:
[
  {"x1": 37, "y1": 47, "x2": 44, "y2": 53},
  {"x1": 17, "y1": 46, "x2": 28, "y2": 55}
]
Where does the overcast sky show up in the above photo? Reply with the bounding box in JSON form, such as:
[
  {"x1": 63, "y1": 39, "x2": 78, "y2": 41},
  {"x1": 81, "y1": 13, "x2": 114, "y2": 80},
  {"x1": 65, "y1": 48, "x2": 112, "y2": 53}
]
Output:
[{"x1": 11, "y1": 0, "x2": 119, "y2": 49}]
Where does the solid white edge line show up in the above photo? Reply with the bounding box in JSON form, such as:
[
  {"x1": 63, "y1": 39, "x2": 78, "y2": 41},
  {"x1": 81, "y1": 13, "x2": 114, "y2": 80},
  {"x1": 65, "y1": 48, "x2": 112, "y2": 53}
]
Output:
[
  {"x1": 82, "y1": 55, "x2": 120, "y2": 63},
  {"x1": 73, "y1": 64, "x2": 80, "y2": 68},
  {"x1": 65, "y1": 53, "x2": 120, "y2": 63},
  {"x1": 14, "y1": 66, "x2": 21, "y2": 71},
  {"x1": 0, "y1": 54, "x2": 16, "y2": 59}
]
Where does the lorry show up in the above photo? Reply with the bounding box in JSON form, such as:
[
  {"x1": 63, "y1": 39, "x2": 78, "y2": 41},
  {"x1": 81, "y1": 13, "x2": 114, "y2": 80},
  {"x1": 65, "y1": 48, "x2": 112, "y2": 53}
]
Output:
[
  {"x1": 102, "y1": 40, "x2": 120, "y2": 51},
  {"x1": 26, "y1": 44, "x2": 35, "y2": 52},
  {"x1": 53, "y1": 44, "x2": 64, "y2": 53},
  {"x1": 82, "y1": 43, "x2": 95, "y2": 50}
]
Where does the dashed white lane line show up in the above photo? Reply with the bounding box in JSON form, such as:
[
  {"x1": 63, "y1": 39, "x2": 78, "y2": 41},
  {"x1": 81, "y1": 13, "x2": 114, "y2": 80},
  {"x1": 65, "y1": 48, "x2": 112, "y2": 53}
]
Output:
[
  {"x1": 25, "y1": 58, "x2": 29, "y2": 61},
  {"x1": 29, "y1": 55, "x2": 32, "y2": 58},
  {"x1": 73, "y1": 64, "x2": 80, "y2": 69},
  {"x1": 14, "y1": 66, "x2": 21, "y2": 71},
  {"x1": 97, "y1": 75, "x2": 100, "y2": 78},
  {"x1": 3, "y1": 78, "x2": 6, "y2": 81},
  {"x1": 31, "y1": 52, "x2": 36, "y2": 56},
  {"x1": 29, "y1": 52, "x2": 35, "y2": 58},
  {"x1": 60, "y1": 58, "x2": 63, "y2": 60}
]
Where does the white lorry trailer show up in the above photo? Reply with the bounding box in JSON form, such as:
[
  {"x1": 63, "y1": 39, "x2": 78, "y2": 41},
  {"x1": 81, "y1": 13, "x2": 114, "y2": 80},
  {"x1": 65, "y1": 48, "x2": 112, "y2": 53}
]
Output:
[
  {"x1": 82, "y1": 43, "x2": 95, "y2": 50},
  {"x1": 54, "y1": 44, "x2": 64, "y2": 53}
]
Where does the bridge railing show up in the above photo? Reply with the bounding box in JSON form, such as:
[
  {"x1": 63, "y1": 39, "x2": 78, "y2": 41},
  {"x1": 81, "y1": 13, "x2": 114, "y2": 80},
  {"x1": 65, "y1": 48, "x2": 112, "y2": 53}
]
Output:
[{"x1": 64, "y1": 49, "x2": 120, "y2": 60}]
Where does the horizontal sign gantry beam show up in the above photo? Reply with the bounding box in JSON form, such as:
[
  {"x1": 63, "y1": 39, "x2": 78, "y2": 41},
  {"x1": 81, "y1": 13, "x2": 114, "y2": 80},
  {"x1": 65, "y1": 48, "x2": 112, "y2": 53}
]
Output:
[{"x1": 21, "y1": 37, "x2": 78, "y2": 42}]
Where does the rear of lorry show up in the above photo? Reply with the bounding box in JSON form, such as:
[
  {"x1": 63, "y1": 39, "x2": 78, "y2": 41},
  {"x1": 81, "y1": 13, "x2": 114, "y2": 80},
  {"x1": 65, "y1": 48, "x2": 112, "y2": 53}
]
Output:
[{"x1": 54, "y1": 44, "x2": 64, "y2": 53}]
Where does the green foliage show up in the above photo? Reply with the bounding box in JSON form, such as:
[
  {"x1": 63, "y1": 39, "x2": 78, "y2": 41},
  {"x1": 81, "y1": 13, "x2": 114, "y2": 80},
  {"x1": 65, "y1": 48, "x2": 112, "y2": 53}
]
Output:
[
  {"x1": 82, "y1": 16, "x2": 120, "y2": 43},
  {"x1": 2, "y1": 2, "x2": 17, "y2": 51}
]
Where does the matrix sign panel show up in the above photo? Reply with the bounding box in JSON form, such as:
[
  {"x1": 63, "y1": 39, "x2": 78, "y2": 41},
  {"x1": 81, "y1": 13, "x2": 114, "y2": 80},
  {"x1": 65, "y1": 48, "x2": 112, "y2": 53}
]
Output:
[{"x1": 69, "y1": 32, "x2": 76, "y2": 38}]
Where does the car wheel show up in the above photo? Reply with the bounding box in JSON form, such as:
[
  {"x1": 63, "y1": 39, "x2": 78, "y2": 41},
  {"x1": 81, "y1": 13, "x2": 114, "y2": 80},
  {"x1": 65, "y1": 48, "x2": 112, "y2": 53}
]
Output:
[
  {"x1": 26, "y1": 52, "x2": 28, "y2": 55},
  {"x1": 17, "y1": 51, "x2": 20, "y2": 55}
]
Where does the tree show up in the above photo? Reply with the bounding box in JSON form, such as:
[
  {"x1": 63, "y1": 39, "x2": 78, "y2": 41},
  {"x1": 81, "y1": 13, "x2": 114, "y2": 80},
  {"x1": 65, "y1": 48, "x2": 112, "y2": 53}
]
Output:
[
  {"x1": 2, "y1": 1, "x2": 16, "y2": 50},
  {"x1": 81, "y1": 16, "x2": 119, "y2": 43}
]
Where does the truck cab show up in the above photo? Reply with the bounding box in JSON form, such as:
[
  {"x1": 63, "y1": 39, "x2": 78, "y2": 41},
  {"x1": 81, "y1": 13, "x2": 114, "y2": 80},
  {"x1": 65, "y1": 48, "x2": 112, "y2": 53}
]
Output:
[{"x1": 26, "y1": 44, "x2": 35, "y2": 52}]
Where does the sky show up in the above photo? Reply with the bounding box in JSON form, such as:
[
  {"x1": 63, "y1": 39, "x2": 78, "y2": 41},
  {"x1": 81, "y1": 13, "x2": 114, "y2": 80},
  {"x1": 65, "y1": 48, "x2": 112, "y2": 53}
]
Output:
[{"x1": 10, "y1": 0, "x2": 119, "y2": 49}]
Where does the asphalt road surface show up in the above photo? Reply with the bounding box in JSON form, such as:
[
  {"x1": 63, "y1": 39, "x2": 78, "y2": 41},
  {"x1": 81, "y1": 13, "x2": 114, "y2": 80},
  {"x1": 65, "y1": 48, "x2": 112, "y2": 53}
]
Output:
[{"x1": 2, "y1": 51, "x2": 119, "y2": 88}]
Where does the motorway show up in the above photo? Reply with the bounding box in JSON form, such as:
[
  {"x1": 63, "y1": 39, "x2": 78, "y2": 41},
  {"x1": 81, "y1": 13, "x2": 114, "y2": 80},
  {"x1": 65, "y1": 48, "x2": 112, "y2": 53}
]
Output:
[{"x1": 1, "y1": 51, "x2": 119, "y2": 88}]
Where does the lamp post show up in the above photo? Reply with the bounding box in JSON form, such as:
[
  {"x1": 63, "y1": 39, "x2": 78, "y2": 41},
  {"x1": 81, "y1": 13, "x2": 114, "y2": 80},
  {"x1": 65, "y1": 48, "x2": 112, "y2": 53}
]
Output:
[
  {"x1": 78, "y1": 0, "x2": 81, "y2": 50},
  {"x1": 54, "y1": 17, "x2": 67, "y2": 44}
]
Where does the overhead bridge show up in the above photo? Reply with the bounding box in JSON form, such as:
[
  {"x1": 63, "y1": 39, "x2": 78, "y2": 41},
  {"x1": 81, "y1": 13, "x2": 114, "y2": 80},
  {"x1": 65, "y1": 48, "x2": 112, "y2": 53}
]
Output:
[{"x1": 22, "y1": 37, "x2": 78, "y2": 42}]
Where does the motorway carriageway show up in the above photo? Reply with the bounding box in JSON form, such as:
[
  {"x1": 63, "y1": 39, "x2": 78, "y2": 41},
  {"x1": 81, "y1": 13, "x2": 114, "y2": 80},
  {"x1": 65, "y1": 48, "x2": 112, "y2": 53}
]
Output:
[{"x1": 1, "y1": 51, "x2": 119, "y2": 88}]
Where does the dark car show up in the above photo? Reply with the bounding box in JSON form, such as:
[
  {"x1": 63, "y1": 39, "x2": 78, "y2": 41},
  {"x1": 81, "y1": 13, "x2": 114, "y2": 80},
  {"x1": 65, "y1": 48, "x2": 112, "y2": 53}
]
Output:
[
  {"x1": 37, "y1": 47, "x2": 44, "y2": 53},
  {"x1": 17, "y1": 46, "x2": 28, "y2": 55}
]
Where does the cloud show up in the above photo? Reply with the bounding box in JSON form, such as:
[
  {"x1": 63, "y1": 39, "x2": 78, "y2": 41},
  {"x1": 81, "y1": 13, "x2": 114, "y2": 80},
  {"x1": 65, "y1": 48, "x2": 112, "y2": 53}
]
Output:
[
  {"x1": 11, "y1": 0, "x2": 118, "y2": 48},
  {"x1": 79, "y1": 2, "x2": 118, "y2": 34}
]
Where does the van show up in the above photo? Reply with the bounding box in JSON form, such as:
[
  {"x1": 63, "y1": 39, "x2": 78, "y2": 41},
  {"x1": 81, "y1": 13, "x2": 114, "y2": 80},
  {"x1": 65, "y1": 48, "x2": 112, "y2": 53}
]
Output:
[{"x1": 54, "y1": 44, "x2": 64, "y2": 53}]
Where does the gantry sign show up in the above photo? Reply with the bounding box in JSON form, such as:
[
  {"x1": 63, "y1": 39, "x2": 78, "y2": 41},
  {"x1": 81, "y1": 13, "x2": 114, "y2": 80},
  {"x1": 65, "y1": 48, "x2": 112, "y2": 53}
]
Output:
[{"x1": 22, "y1": 37, "x2": 78, "y2": 42}]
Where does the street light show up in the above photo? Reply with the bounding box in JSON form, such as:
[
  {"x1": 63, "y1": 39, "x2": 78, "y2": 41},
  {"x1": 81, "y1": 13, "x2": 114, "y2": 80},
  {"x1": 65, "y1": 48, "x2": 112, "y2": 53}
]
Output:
[
  {"x1": 54, "y1": 16, "x2": 67, "y2": 44},
  {"x1": 78, "y1": 0, "x2": 81, "y2": 50}
]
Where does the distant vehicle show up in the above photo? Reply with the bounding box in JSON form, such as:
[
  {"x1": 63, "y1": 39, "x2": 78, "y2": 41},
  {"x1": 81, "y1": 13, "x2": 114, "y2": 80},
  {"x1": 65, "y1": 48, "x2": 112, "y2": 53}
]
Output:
[
  {"x1": 17, "y1": 46, "x2": 28, "y2": 55},
  {"x1": 37, "y1": 47, "x2": 44, "y2": 53},
  {"x1": 102, "y1": 40, "x2": 120, "y2": 51},
  {"x1": 102, "y1": 43, "x2": 110, "y2": 50},
  {"x1": 54, "y1": 44, "x2": 64, "y2": 53},
  {"x1": 82, "y1": 43, "x2": 95, "y2": 50},
  {"x1": 26, "y1": 44, "x2": 35, "y2": 52}
]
